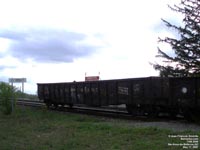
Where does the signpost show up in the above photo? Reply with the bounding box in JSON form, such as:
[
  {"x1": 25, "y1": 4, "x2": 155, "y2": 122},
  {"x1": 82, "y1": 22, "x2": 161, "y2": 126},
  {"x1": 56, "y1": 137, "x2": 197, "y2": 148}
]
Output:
[
  {"x1": 9, "y1": 78, "x2": 26, "y2": 93},
  {"x1": 8, "y1": 78, "x2": 27, "y2": 112}
]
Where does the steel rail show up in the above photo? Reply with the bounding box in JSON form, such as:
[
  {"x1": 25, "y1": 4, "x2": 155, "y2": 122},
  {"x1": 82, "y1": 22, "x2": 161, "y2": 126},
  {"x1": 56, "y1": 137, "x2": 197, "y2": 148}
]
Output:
[{"x1": 16, "y1": 99, "x2": 186, "y2": 122}]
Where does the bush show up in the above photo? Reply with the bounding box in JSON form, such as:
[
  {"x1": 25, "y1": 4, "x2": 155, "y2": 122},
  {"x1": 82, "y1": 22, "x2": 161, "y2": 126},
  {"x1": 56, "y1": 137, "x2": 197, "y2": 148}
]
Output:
[{"x1": 0, "y1": 82, "x2": 17, "y2": 115}]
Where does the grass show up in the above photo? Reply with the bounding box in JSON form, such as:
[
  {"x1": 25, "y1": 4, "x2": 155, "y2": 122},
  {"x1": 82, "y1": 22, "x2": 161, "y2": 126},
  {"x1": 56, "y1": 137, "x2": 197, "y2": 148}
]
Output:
[{"x1": 0, "y1": 107, "x2": 199, "y2": 150}]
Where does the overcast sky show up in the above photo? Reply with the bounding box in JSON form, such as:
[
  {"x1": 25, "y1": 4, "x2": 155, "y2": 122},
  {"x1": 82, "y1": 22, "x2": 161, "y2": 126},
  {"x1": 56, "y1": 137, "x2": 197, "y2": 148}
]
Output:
[{"x1": 0, "y1": 0, "x2": 182, "y2": 94}]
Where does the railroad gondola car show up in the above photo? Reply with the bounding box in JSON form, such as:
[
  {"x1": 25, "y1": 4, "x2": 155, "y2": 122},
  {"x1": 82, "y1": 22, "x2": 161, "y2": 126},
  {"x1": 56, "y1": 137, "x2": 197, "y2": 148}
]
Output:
[{"x1": 37, "y1": 77, "x2": 200, "y2": 120}]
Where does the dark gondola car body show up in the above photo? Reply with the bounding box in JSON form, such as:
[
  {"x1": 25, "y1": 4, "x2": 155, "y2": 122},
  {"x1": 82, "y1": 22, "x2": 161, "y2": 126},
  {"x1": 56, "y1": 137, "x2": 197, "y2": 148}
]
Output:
[{"x1": 37, "y1": 77, "x2": 200, "y2": 119}]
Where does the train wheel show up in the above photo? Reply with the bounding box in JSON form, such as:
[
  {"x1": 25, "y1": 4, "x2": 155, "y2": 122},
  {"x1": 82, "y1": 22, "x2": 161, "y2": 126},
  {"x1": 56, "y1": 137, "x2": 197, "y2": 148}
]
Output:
[
  {"x1": 46, "y1": 103, "x2": 51, "y2": 109},
  {"x1": 184, "y1": 109, "x2": 200, "y2": 122},
  {"x1": 169, "y1": 112, "x2": 177, "y2": 119},
  {"x1": 53, "y1": 104, "x2": 58, "y2": 109},
  {"x1": 148, "y1": 111, "x2": 158, "y2": 118},
  {"x1": 126, "y1": 104, "x2": 133, "y2": 114},
  {"x1": 126, "y1": 104, "x2": 143, "y2": 116},
  {"x1": 69, "y1": 104, "x2": 73, "y2": 108},
  {"x1": 126, "y1": 104, "x2": 137, "y2": 115}
]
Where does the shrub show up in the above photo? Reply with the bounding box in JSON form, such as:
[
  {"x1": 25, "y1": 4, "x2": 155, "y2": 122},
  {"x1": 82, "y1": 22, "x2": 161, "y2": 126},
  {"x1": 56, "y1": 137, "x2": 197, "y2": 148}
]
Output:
[{"x1": 0, "y1": 82, "x2": 17, "y2": 115}]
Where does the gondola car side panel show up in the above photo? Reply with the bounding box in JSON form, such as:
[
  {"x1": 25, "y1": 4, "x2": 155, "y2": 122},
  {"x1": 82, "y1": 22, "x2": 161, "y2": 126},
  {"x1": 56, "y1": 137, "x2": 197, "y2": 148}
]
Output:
[
  {"x1": 107, "y1": 81, "x2": 118, "y2": 105},
  {"x1": 118, "y1": 79, "x2": 131, "y2": 104},
  {"x1": 99, "y1": 81, "x2": 108, "y2": 106},
  {"x1": 169, "y1": 77, "x2": 196, "y2": 108}
]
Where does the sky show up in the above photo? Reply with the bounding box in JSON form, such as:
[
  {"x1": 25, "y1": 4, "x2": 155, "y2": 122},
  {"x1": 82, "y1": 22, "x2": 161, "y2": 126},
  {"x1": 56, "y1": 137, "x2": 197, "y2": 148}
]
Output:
[{"x1": 0, "y1": 0, "x2": 182, "y2": 94}]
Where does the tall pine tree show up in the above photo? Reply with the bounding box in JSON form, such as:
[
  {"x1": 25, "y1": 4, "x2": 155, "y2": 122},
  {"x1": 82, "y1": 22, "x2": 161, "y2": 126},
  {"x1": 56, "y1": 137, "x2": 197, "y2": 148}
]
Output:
[{"x1": 153, "y1": 0, "x2": 200, "y2": 77}]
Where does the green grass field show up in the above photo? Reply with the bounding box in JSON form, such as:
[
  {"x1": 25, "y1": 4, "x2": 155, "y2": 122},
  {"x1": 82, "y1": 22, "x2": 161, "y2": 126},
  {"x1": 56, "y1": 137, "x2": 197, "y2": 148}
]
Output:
[{"x1": 0, "y1": 107, "x2": 199, "y2": 150}]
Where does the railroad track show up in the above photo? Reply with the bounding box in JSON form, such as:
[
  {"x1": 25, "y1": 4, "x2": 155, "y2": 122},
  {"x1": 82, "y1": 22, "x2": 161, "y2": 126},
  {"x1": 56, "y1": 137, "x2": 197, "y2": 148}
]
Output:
[
  {"x1": 17, "y1": 99, "x2": 132, "y2": 118},
  {"x1": 17, "y1": 99, "x2": 45, "y2": 107},
  {"x1": 16, "y1": 99, "x2": 200, "y2": 132},
  {"x1": 16, "y1": 98, "x2": 187, "y2": 122}
]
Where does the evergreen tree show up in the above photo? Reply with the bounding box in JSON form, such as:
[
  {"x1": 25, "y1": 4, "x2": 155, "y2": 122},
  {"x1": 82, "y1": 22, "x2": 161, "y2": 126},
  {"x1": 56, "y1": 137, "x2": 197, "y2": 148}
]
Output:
[{"x1": 153, "y1": 0, "x2": 200, "y2": 77}]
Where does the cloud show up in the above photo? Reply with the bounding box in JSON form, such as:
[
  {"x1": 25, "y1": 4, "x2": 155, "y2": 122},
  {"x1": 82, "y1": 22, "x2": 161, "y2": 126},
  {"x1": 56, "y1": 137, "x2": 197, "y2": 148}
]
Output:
[
  {"x1": 0, "y1": 28, "x2": 100, "y2": 63},
  {"x1": 0, "y1": 76, "x2": 8, "y2": 82},
  {"x1": 0, "y1": 66, "x2": 16, "y2": 71}
]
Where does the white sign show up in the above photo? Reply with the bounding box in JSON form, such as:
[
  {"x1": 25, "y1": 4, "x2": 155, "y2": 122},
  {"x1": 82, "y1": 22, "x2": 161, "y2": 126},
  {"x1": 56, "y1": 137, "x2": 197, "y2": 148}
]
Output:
[
  {"x1": 9, "y1": 78, "x2": 27, "y2": 93},
  {"x1": 9, "y1": 78, "x2": 26, "y2": 83}
]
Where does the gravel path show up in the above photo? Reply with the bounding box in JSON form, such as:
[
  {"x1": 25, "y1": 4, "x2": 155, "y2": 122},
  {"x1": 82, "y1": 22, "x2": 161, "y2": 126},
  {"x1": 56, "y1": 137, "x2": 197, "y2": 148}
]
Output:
[
  {"x1": 127, "y1": 121, "x2": 200, "y2": 132},
  {"x1": 100, "y1": 118, "x2": 200, "y2": 132}
]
